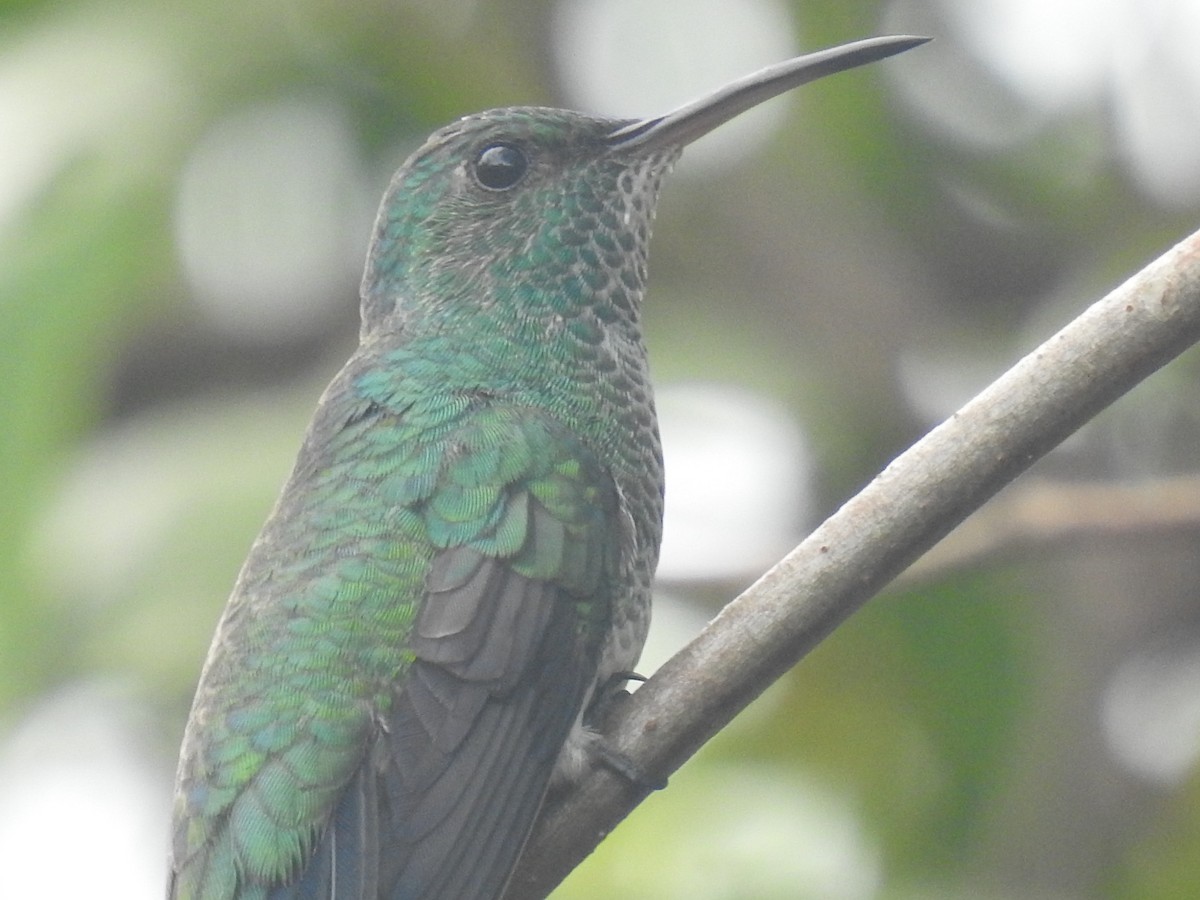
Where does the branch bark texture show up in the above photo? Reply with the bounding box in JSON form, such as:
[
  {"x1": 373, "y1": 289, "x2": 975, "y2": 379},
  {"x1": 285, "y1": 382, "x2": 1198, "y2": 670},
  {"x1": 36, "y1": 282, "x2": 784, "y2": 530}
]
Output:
[{"x1": 504, "y1": 228, "x2": 1200, "y2": 898}]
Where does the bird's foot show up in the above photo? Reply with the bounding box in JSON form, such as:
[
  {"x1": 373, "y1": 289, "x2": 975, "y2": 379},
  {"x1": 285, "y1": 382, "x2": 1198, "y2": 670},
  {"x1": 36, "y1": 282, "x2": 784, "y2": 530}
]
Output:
[
  {"x1": 576, "y1": 670, "x2": 666, "y2": 792},
  {"x1": 586, "y1": 733, "x2": 667, "y2": 791}
]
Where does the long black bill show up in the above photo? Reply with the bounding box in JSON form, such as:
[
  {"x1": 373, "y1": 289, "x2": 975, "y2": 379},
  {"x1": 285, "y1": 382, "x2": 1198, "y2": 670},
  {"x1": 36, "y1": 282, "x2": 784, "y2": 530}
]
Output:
[{"x1": 607, "y1": 35, "x2": 929, "y2": 152}]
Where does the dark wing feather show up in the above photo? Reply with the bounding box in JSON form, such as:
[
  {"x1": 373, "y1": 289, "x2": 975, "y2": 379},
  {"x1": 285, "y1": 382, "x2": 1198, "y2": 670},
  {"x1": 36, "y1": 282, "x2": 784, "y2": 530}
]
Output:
[
  {"x1": 379, "y1": 559, "x2": 594, "y2": 899},
  {"x1": 270, "y1": 407, "x2": 618, "y2": 900}
]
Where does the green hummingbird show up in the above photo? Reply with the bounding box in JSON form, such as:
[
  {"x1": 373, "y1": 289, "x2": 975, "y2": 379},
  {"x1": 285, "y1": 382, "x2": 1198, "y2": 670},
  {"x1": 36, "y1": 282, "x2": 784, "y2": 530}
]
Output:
[{"x1": 167, "y1": 34, "x2": 927, "y2": 900}]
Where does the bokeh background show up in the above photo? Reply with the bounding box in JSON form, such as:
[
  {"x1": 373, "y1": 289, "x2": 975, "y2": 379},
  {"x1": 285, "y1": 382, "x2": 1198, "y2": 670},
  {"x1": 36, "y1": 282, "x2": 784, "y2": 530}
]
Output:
[{"x1": 5, "y1": 0, "x2": 1200, "y2": 896}]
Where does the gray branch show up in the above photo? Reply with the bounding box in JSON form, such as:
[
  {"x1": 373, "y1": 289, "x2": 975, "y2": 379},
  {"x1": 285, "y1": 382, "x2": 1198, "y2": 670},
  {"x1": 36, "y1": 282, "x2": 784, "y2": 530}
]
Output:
[
  {"x1": 503, "y1": 227, "x2": 1200, "y2": 899},
  {"x1": 899, "y1": 474, "x2": 1200, "y2": 584}
]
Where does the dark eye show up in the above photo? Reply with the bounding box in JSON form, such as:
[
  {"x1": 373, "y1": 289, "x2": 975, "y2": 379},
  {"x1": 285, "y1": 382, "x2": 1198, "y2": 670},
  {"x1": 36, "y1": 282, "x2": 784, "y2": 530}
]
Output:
[{"x1": 473, "y1": 143, "x2": 528, "y2": 190}]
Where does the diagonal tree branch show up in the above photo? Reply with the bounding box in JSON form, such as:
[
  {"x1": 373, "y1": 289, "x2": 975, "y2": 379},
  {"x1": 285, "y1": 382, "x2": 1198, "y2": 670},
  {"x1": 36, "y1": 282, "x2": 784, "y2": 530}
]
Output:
[{"x1": 503, "y1": 226, "x2": 1200, "y2": 899}]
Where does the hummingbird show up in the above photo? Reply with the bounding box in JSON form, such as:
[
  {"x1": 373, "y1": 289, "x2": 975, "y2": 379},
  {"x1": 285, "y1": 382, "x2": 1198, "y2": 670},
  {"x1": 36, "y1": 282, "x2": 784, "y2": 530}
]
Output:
[{"x1": 168, "y1": 34, "x2": 927, "y2": 900}]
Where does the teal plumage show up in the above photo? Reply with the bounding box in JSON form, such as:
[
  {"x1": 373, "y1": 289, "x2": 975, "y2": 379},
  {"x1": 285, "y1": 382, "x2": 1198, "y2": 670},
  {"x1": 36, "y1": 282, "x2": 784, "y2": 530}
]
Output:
[
  {"x1": 170, "y1": 111, "x2": 666, "y2": 900},
  {"x1": 168, "y1": 37, "x2": 927, "y2": 900}
]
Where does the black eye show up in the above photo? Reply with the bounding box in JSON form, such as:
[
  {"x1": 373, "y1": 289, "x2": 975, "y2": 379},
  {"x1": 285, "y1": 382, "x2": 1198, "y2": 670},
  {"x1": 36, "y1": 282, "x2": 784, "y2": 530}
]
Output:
[{"x1": 473, "y1": 143, "x2": 528, "y2": 190}]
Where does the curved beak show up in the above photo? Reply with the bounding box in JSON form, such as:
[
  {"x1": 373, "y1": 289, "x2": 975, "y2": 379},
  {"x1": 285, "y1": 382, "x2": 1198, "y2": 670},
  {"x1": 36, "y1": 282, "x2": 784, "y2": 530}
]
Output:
[{"x1": 606, "y1": 35, "x2": 929, "y2": 153}]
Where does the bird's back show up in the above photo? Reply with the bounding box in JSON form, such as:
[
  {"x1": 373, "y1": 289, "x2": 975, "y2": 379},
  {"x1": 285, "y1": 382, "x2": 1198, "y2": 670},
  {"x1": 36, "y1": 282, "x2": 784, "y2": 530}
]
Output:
[{"x1": 168, "y1": 339, "x2": 662, "y2": 899}]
